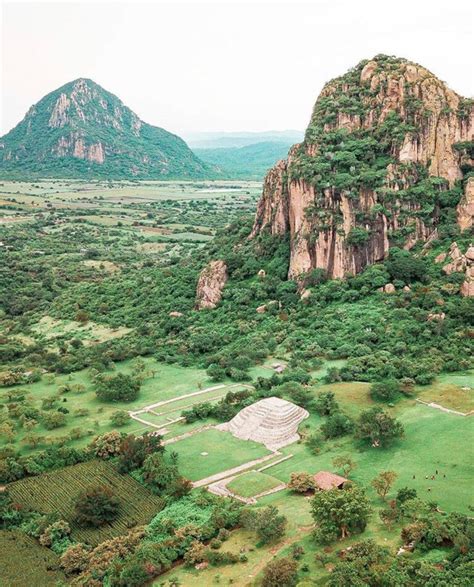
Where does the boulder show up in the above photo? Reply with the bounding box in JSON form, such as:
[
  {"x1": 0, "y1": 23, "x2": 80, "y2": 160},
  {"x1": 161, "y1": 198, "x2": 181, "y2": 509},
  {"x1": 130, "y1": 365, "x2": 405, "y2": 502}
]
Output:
[
  {"x1": 427, "y1": 312, "x2": 445, "y2": 321},
  {"x1": 378, "y1": 283, "x2": 396, "y2": 293},
  {"x1": 195, "y1": 260, "x2": 228, "y2": 310}
]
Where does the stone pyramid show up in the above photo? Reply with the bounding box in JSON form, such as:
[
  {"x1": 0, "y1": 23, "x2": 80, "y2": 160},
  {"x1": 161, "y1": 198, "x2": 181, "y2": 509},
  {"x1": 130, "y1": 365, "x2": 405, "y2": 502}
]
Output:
[{"x1": 217, "y1": 396, "x2": 309, "y2": 451}]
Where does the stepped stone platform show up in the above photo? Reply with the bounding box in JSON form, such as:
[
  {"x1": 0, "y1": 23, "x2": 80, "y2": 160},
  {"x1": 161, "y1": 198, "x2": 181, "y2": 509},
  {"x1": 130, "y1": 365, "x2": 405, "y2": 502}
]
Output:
[{"x1": 217, "y1": 396, "x2": 309, "y2": 451}]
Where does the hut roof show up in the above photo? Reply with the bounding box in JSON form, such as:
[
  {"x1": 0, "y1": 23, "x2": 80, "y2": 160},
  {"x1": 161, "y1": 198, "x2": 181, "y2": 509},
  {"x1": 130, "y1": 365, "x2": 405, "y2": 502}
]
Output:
[{"x1": 313, "y1": 471, "x2": 348, "y2": 490}]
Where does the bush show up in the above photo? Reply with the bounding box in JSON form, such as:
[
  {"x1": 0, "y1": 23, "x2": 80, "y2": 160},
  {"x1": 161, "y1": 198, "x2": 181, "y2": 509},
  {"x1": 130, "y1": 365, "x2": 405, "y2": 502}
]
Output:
[
  {"x1": 320, "y1": 412, "x2": 354, "y2": 439},
  {"x1": 95, "y1": 373, "x2": 141, "y2": 402},
  {"x1": 74, "y1": 485, "x2": 120, "y2": 527},
  {"x1": 370, "y1": 380, "x2": 400, "y2": 402},
  {"x1": 110, "y1": 410, "x2": 131, "y2": 427},
  {"x1": 262, "y1": 556, "x2": 298, "y2": 587},
  {"x1": 288, "y1": 472, "x2": 316, "y2": 493},
  {"x1": 42, "y1": 411, "x2": 66, "y2": 430}
]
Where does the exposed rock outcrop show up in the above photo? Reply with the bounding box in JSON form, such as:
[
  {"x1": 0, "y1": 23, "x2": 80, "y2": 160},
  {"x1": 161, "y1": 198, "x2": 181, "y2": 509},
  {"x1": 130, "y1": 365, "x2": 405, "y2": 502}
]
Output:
[
  {"x1": 441, "y1": 242, "x2": 474, "y2": 297},
  {"x1": 0, "y1": 78, "x2": 211, "y2": 179},
  {"x1": 250, "y1": 56, "x2": 474, "y2": 280},
  {"x1": 195, "y1": 260, "x2": 228, "y2": 310},
  {"x1": 457, "y1": 177, "x2": 474, "y2": 233}
]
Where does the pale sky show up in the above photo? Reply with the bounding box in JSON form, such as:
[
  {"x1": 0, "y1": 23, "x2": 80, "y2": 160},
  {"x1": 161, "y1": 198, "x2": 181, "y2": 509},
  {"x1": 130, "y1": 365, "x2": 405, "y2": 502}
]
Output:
[{"x1": 1, "y1": 0, "x2": 473, "y2": 136}]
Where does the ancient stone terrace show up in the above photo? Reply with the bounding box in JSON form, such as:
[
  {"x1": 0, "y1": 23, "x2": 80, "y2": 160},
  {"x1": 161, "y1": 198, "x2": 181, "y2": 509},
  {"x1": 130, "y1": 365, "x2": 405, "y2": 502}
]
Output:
[{"x1": 217, "y1": 396, "x2": 309, "y2": 451}]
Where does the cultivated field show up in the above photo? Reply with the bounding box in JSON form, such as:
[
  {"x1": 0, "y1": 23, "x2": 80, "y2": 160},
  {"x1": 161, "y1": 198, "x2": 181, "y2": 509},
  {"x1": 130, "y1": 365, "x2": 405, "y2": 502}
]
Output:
[
  {"x1": 7, "y1": 460, "x2": 164, "y2": 545},
  {"x1": 0, "y1": 529, "x2": 66, "y2": 586}
]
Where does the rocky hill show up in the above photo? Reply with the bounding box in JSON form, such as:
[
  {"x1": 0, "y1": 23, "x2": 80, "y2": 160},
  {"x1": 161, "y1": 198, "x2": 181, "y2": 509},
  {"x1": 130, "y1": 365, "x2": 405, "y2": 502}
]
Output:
[
  {"x1": 251, "y1": 55, "x2": 474, "y2": 279},
  {"x1": 0, "y1": 78, "x2": 213, "y2": 179}
]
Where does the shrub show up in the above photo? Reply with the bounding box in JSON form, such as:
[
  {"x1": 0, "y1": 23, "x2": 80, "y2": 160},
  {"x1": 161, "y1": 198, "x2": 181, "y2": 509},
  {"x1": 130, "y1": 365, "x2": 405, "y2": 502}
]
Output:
[
  {"x1": 320, "y1": 412, "x2": 354, "y2": 439},
  {"x1": 42, "y1": 411, "x2": 66, "y2": 430},
  {"x1": 110, "y1": 410, "x2": 131, "y2": 427},
  {"x1": 95, "y1": 373, "x2": 141, "y2": 402},
  {"x1": 60, "y1": 543, "x2": 90, "y2": 574},
  {"x1": 288, "y1": 472, "x2": 316, "y2": 493},
  {"x1": 262, "y1": 556, "x2": 298, "y2": 587},
  {"x1": 370, "y1": 380, "x2": 400, "y2": 402},
  {"x1": 91, "y1": 430, "x2": 122, "y2": 458}
]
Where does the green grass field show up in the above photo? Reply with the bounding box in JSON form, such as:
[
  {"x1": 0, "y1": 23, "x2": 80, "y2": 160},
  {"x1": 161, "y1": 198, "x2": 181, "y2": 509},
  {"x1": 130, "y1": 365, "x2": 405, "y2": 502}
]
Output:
[
  {"x1": 7, "y1": 460, "x2": 164, "y2": 546},
  {"x1": 265, "y1": 403, "x2": 473, "y2": 514},
  {"x1": 226, "y1": 471, "x2": 282, "y2": 498},
  {"x1": 0, "y1": 359, "x2": 220, "y2": 454},
  {"x1": 170, "y1": 429, "x2": 271, "y2": 482}
]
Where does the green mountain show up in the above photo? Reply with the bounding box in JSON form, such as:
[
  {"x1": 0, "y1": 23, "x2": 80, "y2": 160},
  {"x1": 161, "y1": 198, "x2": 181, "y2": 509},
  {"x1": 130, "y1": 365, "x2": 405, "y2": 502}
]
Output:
[
  {"x1": 185, "y1": 130, "x2": 303, "y2": 149},
  {"x1": 195, "y1": 141, "x2": 293, "y2": 179},
  {"x1": 0, "y1": 78, "x2": 213, "y2": 179}
]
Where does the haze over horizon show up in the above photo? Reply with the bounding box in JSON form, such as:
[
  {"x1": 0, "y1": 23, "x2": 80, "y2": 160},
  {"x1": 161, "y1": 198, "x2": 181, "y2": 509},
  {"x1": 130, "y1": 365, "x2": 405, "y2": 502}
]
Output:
[{"x1": 1, "y1": 0, "x2": 473, "y2": 137}]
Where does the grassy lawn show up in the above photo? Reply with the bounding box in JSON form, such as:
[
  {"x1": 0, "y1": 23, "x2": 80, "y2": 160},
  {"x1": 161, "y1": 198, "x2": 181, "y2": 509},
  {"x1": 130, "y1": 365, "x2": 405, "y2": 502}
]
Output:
[
  {"x1": 266, "y1": 403, "x2": 474, "y2": 513},
  {"x1": 1, "y1": 359, "x2": 215, "y2": 455},
  {"x1": 170, "y1": 429, "x2": 271, "y2": 482},
  {"x1": 7, "y1": 460, "x2": 164, "y2": 546},
  {"x1": 415, "y1": 369, "x2": 473, "y2": 413},
  {"x1": 227, "y1": 471, "x2": 283, "y2": 498}
]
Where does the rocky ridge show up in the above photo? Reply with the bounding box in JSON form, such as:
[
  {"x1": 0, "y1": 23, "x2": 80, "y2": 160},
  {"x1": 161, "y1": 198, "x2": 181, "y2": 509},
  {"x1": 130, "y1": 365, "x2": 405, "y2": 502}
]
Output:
[
  {"x1": 251, "y1": 55, "x2": 474, "y2": 280},
  {"x1": 0, "y1": 78, "x2": 211, "y2": 179}
]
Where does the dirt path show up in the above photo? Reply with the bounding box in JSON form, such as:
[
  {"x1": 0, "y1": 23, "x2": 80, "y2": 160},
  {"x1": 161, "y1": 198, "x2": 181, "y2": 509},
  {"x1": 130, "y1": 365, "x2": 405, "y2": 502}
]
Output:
[{"x1": 415, "y1": 398, "x2": 470, "y2": 416}]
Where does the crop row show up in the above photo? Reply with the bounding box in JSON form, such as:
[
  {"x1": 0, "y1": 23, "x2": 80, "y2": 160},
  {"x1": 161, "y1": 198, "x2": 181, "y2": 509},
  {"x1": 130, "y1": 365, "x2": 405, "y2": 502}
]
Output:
[{"x1": 8, "y1": 460, "x2": 164, "y2": 545}]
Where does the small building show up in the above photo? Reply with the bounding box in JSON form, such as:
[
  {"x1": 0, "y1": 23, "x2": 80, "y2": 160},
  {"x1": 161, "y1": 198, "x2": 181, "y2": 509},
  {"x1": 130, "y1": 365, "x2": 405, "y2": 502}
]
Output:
[{"x1": 313, "y1": 471, "x2": 348, "y2": 491}]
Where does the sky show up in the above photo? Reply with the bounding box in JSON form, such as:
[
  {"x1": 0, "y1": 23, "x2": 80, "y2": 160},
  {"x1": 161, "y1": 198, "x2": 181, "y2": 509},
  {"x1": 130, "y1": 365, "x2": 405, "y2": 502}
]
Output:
[{"x1": 1, "y1": 0, "x2": 473, "y2": 137}]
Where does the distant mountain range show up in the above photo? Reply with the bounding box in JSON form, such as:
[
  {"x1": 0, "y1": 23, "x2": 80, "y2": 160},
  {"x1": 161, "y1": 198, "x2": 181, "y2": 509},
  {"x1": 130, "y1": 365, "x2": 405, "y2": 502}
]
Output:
[
  {"x1": 0, "y1": 79, "x2": 213, "y2": 179},
  {"x1": 185, "y1": 130, "x2": 303, "y2": 149},
  {"x1": 185, "y1": 131, "x2": 303, "y2": 179},
  {"x1": 194, "y1": 141, "x2": 293, "y2": 179}
]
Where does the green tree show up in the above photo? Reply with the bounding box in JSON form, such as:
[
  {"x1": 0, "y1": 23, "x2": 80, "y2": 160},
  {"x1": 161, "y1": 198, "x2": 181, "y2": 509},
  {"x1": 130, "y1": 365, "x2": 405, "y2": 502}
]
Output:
[
  {"x1": 311, "y1": 485, "x2": 371, "y2": 543},
  {"x1": 314, "y1": 391, "x2": 339, "y2": 416},
  {"x1": 95, "y1": 373, "x2": 141, "y2": 402},
  {"x1": 370, "y1": 380, "x2": 400, "y2": 402},
  {"x1": 371, "y1": 470, "x2": 398, "y2": 500},
  {"x1": 74, "y1": 485, "x2": 120, "y2": 527},
  {"x1": 332, "y1": 455, "x2": 357, "y2": 478},
  {"x1": 241, "y1": 505, "x2": 287, "y2": 545},
  {"x1": 321, "y1": 412, "x2": 353, "y2": 439},
  {"x1": 356, "y1": 407, "x2": 404, "y2": 447}
]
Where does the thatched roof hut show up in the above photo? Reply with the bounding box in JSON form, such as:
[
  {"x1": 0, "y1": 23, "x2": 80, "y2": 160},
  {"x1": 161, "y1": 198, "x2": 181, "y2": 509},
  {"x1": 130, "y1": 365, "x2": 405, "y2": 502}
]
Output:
[{"x1": 313, "y1": 471, "x2": 348, "y2": 490}]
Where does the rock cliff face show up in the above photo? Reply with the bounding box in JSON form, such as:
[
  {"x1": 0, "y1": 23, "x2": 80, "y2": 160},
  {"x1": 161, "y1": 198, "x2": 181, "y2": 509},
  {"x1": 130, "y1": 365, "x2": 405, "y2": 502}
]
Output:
[
  {"x1": 0, "y1": 78, "x2": 212, "y2": 179},
  {"x1": 195, "y1": 260, "x2": 228, "y2": 310},
  {"x1": 251, "y1": 56, "x2": 474, "y2": 280}
]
